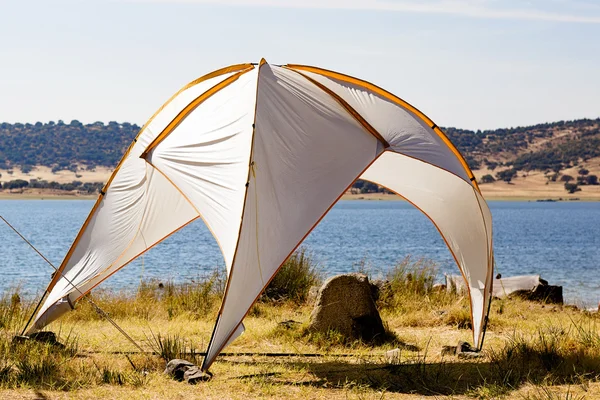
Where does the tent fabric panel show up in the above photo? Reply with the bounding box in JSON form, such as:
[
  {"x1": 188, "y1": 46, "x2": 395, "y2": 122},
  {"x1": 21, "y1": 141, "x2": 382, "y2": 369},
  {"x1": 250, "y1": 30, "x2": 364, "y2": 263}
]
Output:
[
  {"x1": 141, "y1": 66, "x2": 255, "y2": 158},
  {"x1": 474, "y1": 188, "x2": 494, "y2": 346},
  {"x1": 35, "y1": 155, "x2": 152, "y2": 321},
  {"x1": 291, "y1": 68, "x2": 471, "y2": 184},
  {"x1": 69, "y1": 164, "x2": 200, "y2": 301},
  {"x1": 33, "y1": 71, "x2": 241, "y2": 329},
  {"x1": 202, "y1": 64, "x2": 380, "y2": 369},
  {"x1": 33, "y1": 159, "x2": 199, "y2": 326},
  {"x1": 42, "y1": 70, "x2": 241, "y2": 294},
  {"x1": 360, "y1": 151, "x2": 492, "y2": 348},
  {"x1": 146, "y1": 68, "x2": 259, "y2": 271}
]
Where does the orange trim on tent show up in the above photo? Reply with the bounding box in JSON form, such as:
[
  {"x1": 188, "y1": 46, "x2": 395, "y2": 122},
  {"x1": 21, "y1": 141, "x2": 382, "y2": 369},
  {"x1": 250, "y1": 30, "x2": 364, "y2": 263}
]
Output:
[
  {"x1": 284, "y1": 67, "x2": 390, "y2": 148},
  {"x1": 201, "y1": 59, "x2": 267, "y2": 371},
  {"x1": 44, "y1": 63, "x2": 253, "y2": 296},
  {"x1": 141, "y1": 66, "x2": 255, "y2": 158},
  {"x1": 360, "y1": 152, "x2": 494, "y2": 347},
  {"x1": 285, "y1": 64, "x2": 480, "y2": 191}
]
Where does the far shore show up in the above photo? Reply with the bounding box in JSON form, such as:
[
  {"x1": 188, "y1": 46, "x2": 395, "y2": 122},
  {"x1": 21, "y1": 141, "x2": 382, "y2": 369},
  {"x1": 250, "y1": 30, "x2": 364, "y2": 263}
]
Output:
[
  {"x1": 2, "y1": 189, "x2": 599, "y2": 202},
  {"x1": 2, "y1": 164, "x2": 600, "y2": 202}
]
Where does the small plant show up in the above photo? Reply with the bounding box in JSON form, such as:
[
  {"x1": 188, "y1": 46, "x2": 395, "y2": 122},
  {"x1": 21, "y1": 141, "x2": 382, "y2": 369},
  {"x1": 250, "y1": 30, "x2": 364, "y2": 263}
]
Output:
[
  {"x1": 146, "y1": 330, "x2": 201, "y2": 364},
  {"x1": 263, "y1": 248, "x2": 321, "y2": 304}
]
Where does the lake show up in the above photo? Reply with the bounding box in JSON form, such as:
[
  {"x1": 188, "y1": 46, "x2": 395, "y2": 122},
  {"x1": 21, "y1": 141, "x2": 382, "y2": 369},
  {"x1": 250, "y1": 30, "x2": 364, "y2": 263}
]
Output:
[{"x1": 1, "y1": 199, "x2": 599, "y2": 306}]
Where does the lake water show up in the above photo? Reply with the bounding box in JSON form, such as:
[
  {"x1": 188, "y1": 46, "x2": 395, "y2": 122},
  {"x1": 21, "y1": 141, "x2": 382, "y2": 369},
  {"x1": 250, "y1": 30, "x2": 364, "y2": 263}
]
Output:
[{"x1": 1, "y1": 200, "x2": 599, "y2": 306}]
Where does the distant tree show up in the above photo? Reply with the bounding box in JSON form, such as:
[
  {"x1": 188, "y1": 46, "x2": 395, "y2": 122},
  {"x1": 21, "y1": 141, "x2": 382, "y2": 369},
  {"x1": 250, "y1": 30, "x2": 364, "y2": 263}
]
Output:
[
  {"x1": 560, "y1": 174, "x2": 574, "y2": 183},
  {"x1": 480, "y1": 174, "x2": 496, "y2": 184},
  {"x1": 3, "y1": 179, "x2": 29, "y2": 190},
  {"x1": 564, "y1": 183, "x2": 581, "y2": 194},
  {"x1": 585, "y1": 175, "x2": 598, "y2": 185},
  {"x1": 496, "y1": 168, "x2": 517, "y2": 183},
  {"x1": 579, "y1": 168, "x2": 589, "y2": 176},
  {"x1": 360, "y1": 181, "x2": 379, "y2": 193}
]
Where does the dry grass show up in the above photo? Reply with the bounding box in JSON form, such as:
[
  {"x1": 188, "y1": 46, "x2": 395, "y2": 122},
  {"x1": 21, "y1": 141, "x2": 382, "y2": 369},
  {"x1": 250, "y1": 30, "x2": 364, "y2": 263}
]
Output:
[{"x1": 2, "y1": 259, "x2": 600, "y2": 399}]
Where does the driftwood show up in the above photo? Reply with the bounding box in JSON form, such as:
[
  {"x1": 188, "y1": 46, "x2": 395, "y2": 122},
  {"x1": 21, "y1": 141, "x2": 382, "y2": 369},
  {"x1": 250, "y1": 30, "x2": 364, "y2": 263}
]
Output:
[{"x1": 445, "y1": 274, "x2": 563, "y2": 304}]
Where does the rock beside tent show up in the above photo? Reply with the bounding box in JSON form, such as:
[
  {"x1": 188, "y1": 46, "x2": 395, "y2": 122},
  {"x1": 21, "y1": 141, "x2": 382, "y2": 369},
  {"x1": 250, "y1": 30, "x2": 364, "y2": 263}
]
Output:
[
  {"x1": 164, "y1": 359, "x2": 212, "y2": 384},
  {"x1": 308, "y1": 273, "x2": 386, "y2": 342}
]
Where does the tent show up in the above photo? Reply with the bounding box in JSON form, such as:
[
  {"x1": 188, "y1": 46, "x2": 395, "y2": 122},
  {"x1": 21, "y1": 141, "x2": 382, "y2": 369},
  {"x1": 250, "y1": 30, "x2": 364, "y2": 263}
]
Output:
[{"x1": 28, "y1": 59, "x2": 494, "y2": 372}]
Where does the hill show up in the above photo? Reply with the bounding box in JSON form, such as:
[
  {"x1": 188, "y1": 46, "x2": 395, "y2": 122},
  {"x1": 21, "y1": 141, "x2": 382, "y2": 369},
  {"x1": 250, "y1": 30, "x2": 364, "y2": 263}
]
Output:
[
  {"x1": 1, "y1": 118, "x2": 599, "y2": 199},
  {"x1": 0, "y1": 120, "x2": 139, "y2": 172}
]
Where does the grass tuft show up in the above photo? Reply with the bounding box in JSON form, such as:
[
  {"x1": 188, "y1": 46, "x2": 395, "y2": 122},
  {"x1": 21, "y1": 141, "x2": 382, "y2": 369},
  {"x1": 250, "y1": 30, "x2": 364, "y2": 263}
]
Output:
[{"x1": 263, "y1": 248, "x2": 322, "y2": 304}]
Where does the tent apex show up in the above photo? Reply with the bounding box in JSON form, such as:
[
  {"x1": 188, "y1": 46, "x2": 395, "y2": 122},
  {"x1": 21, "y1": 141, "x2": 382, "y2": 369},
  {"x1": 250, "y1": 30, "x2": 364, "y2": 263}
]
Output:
[{"x1": 259, "y1": 58, "x2": 267, "y2": 66}]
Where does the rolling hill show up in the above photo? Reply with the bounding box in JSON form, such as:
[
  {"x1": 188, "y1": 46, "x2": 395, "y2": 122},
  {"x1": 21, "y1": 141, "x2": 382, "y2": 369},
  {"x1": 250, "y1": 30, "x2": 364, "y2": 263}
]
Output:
[{"x1": 1, "y1": 118, "x2": 599, "y2": 199}]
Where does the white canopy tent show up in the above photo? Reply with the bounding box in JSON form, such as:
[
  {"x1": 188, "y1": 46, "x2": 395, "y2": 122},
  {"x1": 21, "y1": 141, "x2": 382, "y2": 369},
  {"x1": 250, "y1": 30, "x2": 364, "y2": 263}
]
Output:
[{"x1": 29, "y1": 60, "x2": 494, "y2": 372}]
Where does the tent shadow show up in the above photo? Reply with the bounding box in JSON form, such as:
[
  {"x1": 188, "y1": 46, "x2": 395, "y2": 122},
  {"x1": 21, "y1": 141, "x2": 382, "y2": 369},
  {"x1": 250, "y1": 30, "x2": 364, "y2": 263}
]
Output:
[
  {"x1": 281, "y1": 359, "x2": 493, "y2": 395},
  {"x1": 233, "y1": 348, "x2": 600, "y2": 396}
]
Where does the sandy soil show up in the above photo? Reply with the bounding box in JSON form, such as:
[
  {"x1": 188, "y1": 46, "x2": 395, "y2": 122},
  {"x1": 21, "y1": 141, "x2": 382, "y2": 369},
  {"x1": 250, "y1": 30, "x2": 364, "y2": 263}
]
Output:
[
  {"x1": 2, "y1": 163, "x2": 600, "y2": 201},
  {"x1": 0, "y1": 166, "x2": 112, "y2": 184}
]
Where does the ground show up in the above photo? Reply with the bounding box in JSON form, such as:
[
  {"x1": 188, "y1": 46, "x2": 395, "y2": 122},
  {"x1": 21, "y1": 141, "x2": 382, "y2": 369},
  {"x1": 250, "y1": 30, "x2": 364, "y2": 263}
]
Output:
[{"x1": 2, "y1": 279, "x2": 600, "y2": 399}]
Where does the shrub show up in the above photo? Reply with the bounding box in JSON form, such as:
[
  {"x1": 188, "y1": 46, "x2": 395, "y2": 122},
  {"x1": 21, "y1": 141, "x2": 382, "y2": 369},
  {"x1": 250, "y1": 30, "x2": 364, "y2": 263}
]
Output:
[
  {"x1": 480, "y1": 174, "x2": 496, "y2": 184},
  {"x1": 560, "y1": 174, "x2": 574, "y2": 182},
  {"x1": 564, "y1": 183, "x2": 580, "y2": 194},
  {"x1": 263, "y1": 248, "x2": 321, "y2": 303}
]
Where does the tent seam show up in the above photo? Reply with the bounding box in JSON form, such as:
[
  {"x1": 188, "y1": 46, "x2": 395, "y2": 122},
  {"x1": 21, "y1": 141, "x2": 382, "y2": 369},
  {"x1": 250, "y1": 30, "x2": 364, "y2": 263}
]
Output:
[{"x1": 41, "y1": 63, "x2": 253, "y2": 298}]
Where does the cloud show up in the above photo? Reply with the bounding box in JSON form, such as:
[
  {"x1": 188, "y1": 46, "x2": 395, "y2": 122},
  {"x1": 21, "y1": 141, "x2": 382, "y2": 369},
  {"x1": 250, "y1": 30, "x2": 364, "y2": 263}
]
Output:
[{"x1": 124, "y1": 0, "x2": 600, "y2": 24}]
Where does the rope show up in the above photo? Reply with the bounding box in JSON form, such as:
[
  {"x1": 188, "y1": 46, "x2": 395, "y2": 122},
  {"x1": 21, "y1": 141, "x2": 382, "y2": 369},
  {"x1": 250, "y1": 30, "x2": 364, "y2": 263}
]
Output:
[
  {"x1": 0, "y1": 215, "x2": 145, "y2": 353},
  {"x1": 81, "y1": 350, "x2": 385, "y2": 358}
]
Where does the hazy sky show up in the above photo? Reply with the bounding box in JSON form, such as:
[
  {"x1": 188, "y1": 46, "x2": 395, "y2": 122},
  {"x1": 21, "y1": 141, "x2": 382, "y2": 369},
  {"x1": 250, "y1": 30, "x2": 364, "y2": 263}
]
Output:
[{"x1": 1, "y1": 0, "x2": 599, "y2": 130}]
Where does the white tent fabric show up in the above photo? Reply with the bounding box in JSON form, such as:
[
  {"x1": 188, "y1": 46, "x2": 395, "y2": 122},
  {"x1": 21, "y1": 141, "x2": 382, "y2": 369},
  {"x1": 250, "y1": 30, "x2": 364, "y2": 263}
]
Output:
[
  {"x1": 30, "y1": 64, "x2": 254, "y2": 330},
  {"x1": 360, "y1": 151, "x2": 493, "y2": 347},
  {"x1": 30, "y1": 60, "x2": 493, "y2": 372}
]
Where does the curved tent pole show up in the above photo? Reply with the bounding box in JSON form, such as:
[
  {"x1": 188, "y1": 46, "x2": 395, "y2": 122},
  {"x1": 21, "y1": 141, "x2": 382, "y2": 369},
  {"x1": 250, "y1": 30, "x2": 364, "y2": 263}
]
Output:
[
  {"x1": 358, "y1": 175, "x2": 493, "y2": 349},
  {"x1": 40, "y1": 63, "x2": 255, "y2": 299},
  {"x1": 285, "y1": 63, "x2": 480, "y2": 191},
  {"x1": 200, "y1": 58, "x2": 268, "y2": 372},
  {"x1": 31, "y1": 63, "x2": 253, "y2": 331}
]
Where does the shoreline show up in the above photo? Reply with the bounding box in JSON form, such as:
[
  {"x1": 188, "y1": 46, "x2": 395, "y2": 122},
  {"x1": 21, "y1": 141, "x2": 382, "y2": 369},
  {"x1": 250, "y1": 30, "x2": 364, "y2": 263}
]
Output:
[{"x1": 2, "y1": 190, "x2": 600, "y2": 202}]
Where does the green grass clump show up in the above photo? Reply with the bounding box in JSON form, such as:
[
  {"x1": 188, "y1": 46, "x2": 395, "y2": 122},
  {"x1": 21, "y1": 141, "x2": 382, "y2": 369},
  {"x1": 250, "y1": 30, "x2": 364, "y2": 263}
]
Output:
[
  {"x1": 263, "y1": 248, "x2": 321, "y2": 304},
  {"x1": 68, "y1": 268, "x2": 226, "y2": 322}
]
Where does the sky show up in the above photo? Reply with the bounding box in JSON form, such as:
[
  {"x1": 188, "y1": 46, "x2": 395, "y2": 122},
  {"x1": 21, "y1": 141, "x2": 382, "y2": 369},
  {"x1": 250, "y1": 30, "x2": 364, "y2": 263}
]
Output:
[{"x1": 1, "y1": 0, "x2": 599, "y2": 130}]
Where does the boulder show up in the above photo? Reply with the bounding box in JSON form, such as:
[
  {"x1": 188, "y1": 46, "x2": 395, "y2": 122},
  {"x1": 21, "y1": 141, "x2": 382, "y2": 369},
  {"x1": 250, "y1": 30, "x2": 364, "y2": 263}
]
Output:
[
  {"x1": 164, "y1": 359, "x2": 195, "y2": 381},
  {"x1": 309, "y1": 274, "x2": 385, "y2": 342}
]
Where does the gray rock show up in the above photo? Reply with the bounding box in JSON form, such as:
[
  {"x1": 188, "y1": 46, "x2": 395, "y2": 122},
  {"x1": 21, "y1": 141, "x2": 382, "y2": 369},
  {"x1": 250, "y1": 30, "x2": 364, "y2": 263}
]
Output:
[
  {"x1": 527, "y1": 284, "x2": 563, "y2": 304},
  {"x1": 164, "y1": 359, "x2": 195, "y2": 381},
  {"x1": 456, "y1": 341, "x2": 482, "y2": 359},
  {"x1": 184, "y1": 366, "x2": 212, "y2": 384},
  {"x1": 458, "y1": 351, "x2": 483, "y2": 359},
  {"x1": 18, "y1": 331, "x2": 66, "y2": 349},
  {"x1": 441, "y1": 341, "x2": 483, "y2": 358},
  {"x1": 309, "y1": 274, "x2": 385, "y2": 342}
]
